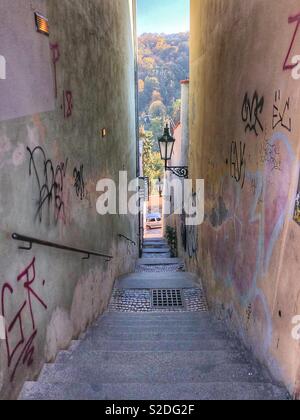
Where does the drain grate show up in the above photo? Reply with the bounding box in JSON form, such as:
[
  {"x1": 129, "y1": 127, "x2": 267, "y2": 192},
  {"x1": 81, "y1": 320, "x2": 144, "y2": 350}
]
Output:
[{"x1": 152, "y1": 289, "x2": 183, "y2": 308}]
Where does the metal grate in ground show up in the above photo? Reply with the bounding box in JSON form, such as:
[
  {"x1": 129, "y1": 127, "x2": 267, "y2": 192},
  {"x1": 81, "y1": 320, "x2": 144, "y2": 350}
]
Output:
[
  {"x1": 152, "y1": 289, "x2": 183, "y2": 308},
  {"x1": 108, "y1": 288, "x2": 208, "y2": 313}
]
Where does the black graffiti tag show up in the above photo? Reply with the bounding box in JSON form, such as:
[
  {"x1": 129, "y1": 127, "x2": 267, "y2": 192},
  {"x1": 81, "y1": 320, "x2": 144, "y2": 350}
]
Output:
[
  {"x1": 241, "y1": 92, "x2": 264, "y2": 136},
  {"x1": 272, "y1": 90, "x2": 292, "y2": 132},
  {"x1": 27, "y1": 146, "x2": 68, "y2": 224},
  {"x1": 228, "y1": 141, "x2": 246, "y2": 189},
  {"x1": 73, "y1": 165, "x2": 85, "y2": 200}
]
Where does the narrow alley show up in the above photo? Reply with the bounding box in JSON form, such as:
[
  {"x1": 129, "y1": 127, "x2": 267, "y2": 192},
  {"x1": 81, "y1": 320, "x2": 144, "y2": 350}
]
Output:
[{"x1": 19, "y1": 238, "x2": 288, "y2": 400}]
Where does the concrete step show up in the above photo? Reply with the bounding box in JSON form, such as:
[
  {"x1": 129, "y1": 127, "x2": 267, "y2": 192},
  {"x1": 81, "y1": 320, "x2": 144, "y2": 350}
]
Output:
[
  {"x1": 19, "y1": 381, "x2": 288, "y2": 400},
  {"x1": 85, "y1": 324, "x2": 224, "y2": 336},
  {"x1": 38, "y1": 359, "x2": 270, "y2": 385},
  {"x1": 94, "y1": 318, "x2": 215, "y2": 329},
  {"x1": 84, "y1": 330, "x2": 228, "y2": 342},
  {"x1": 100, "y1": 312, "x2": 210, "y2": 322},
  {"x1": 143, "y1": 246, "x2": 169, "y2": 250},
  {"x1": 142, "y1": 245, "x2": 168, "y2": 250},
  {"x1": 55, "y1": 350, "x2": 249, "y2": 365},
  {"x1": 143, "y1": 238, "x2": 168, "y2": 245},
  {"x1": 94, "y1": 313, "x2": 214, "y2": 324},
  {"x1": 137, "y1": 258, "x2": 183, "y2": 266},
  {"x1": 97, "y1": 313, "x2": 210, "y2": 321},
  {"x1": 143, "y1": 248, "x2": 171, "y2": 253},
  {"x1": 114, "y1": 272, "x2": 200, "y2": 289},
  {"x1": 142, "y1": 253, "x2": 171, "y2": 259},
  {"x1": 72, "y1": 338, "x2": 237, "y2": 352}
]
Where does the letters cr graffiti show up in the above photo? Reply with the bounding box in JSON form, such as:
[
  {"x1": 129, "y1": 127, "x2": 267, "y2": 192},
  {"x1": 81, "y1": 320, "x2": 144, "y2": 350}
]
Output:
[{"x1": 1, "y1": 258, "x2": 47, "y2": 382}]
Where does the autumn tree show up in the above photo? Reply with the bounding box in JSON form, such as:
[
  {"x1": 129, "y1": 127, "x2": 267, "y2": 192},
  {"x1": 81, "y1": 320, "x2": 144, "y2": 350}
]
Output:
[
  {"x1": 142, "y1": 131, "x2": 164, "y2": 191},
  {"x1": 149, "y1": 100, "x2": 167, "y2": 118}
]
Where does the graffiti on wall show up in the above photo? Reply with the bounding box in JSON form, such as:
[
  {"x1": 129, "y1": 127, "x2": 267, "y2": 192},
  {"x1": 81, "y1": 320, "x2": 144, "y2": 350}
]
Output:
[
  {"x1": 241, "y1": 92, "x2": 264, "y2": 136},
  {"x1": 203, "y1": 81, "x2": 296, "y2": 353},
  {"x1": 283, "y1": 13, "x2": 300, "y2": 72},
  {"x1": 260, "y1": 140, "x2": 281, "y2": 171},
  {"x1": 1, "y1": 258, "x2": 47, "y2": 382},
  {"x1": 27, "y1": 146, "x2": 68, "y2": 224},
  {"x1": 293, "y1": 171, "x2": 300, "y2": 225},
  {"x1": 227, "y1": 141, "x2": 246, "y2": 189},
  {"x1": 63, "y1": 90, "x2": 73, "y2": 119},
  {"x1": 50, "y1": 43, "x2": 60, "y2": 98},
  {"x1": 50, "y1": 43, "x2": 74, "y2": 117},
  {"x1": 186, "y1": 224, "x2": 198, "y2": 259},
  {"x1": 272, "y1": 91, "x2": 292, "y2": 132},
  {"x1": 73, "y1": 165, "x2": 85, "y2": 200}
]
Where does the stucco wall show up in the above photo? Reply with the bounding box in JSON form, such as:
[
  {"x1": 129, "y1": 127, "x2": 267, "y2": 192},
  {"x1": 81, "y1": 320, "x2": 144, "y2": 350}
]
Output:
[
  {"x1": 164, "y1": 81, "x2": 190, "y2": 256},
  {"x1": 0, "y1": 0, "x2": 138, "y2": 399},
  {"x1": 189, "y1": 0, "x2": 300, "y2": 397}
]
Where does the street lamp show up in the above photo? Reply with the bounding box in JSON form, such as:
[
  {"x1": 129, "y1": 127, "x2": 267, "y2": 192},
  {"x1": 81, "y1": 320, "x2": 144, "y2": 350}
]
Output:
[{"x1": 158, "y1": 124, "x2": 188, "y2": 179}]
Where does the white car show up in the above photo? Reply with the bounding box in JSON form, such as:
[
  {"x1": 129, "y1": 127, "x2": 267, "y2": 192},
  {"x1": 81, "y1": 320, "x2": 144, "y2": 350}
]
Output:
[{"x1": 146, "y1": 213, "x2": 162, "y2": 230}]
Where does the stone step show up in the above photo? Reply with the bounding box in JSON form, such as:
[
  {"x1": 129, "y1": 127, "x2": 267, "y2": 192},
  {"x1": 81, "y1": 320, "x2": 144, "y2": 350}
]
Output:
[
  {"x1": 143, "y1": 248, "x2": 171, "y2": 253},
  {"x1": 72, "y1": 338, "x2": 237, "y2": 352},
  {"x1": 84, "y1": 330, "x2": 228, "y2": 342},
  {"x1": 19, "y1": 381, "x2": 288, "y2": 400},
  {"x1": 100, "y1": 312, "x2": 210, "y2": 321},
  {"x1": 143, "y1": 246, "x2": 169, "y2": 250},
  {"x1": 55, "y1": 350, "x2": 249, "y2": 366},
  {"x1": 38, "y1": 359, "x2": 270, "y2": 384},
  {"x1": 80, "y1": 333, "x2": 232, "y2": 351},
  {"x1": 115, "y1": 271, "x2": 198, "y2": 287},
  {"x1": 142, "y1": 253, "x2": 171, "y2": 259},
  {"x1": 137, "y1": 258, "x2": 183, "y2": 266},
  {"x1": 96, "y1": 316, "x2": 213, "y2": 324},
  {"x1": 94, "y1": 318, "x2": 215, "y2": 329},
  {"x1": 143, "y1": 240, "x2": 167, "y2": 245},
  {"x1": 86, "y1": 323, "x2": 224, "y2": 336}
]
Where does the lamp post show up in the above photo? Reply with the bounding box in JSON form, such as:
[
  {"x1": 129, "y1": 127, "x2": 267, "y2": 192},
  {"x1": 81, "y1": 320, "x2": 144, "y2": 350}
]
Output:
[{"x1": 158, "y1": 124, "x2": 188, "y2": 179}]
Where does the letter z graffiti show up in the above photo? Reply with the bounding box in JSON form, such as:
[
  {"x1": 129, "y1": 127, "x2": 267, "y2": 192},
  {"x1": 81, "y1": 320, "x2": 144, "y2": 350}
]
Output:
[{"x1": 283, "y1": 13, "x2": 300, "y2": 79}]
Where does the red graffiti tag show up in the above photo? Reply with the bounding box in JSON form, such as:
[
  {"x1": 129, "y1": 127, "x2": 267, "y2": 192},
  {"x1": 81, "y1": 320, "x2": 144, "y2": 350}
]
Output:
[
  {"x1": 1, "y1": 258, "x2": 47, "y2": 382},
  {"x1": 283, "y1": 13, "x2": 300, "y2": 71},
  {"x1": 50, "y1": 43, "x2": 60, "y2": 98}
]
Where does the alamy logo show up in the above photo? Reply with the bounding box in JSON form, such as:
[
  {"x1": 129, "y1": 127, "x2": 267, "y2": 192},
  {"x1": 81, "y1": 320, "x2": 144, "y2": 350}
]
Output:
[
  {"x1": 96, "y1": 173, "x2": 205, "y2": 226},
  {"x1": 0, "y1": 55, "x2": 6, "y2": 80},
  {"x1": 0, "y1": 315, "x2": 5, "y2": 340}
]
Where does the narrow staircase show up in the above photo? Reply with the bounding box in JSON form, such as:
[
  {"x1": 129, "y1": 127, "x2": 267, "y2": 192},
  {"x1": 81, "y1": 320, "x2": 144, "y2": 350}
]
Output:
[{"x1": 20, "y1": 237, "x2": 288, "y2": 400}]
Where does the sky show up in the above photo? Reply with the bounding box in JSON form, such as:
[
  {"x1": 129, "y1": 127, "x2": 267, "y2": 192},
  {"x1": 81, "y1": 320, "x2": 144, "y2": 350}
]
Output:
[{"x1": 137, "y1": 0, "x2": 190, "y2": 35}]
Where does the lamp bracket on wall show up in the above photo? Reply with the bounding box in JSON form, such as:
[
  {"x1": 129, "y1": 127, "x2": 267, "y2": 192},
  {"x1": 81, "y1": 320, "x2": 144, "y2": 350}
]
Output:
[{"x1": 165, "y1": 166, "x2": 189, "y2": 179}]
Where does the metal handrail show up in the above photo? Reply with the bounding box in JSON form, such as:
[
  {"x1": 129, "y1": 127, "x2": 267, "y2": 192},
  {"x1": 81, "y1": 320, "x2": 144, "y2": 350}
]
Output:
[
  {"x1": 12, "y1": 233, "x2": 113, "y2": 261},
  {"x1": 117, "y1": 234, "x2": 136, "y2": 246}
]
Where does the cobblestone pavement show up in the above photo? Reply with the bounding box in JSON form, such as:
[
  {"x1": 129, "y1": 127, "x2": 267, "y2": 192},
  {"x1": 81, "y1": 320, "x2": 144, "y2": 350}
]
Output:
[{"x1": 108, "y1": 288, "x2": 208, "y2": 313}]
